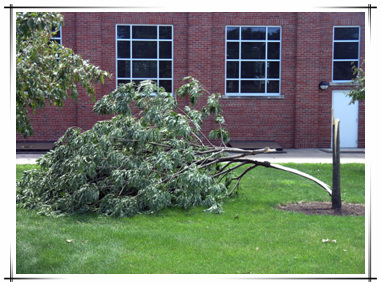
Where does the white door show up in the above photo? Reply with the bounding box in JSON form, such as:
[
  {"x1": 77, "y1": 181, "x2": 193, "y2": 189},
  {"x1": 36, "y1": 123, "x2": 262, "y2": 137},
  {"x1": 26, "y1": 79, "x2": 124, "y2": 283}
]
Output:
[{"x1": 332, "y1": 90, "x2": 359, "y2": 148}]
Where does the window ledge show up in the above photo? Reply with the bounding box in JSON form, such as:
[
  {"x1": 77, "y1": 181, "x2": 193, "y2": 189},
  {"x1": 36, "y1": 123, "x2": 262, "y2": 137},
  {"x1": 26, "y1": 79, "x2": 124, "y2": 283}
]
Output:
[
  {"x1": 329, "y1": 81, "x2": 357, "y2": 86},
  {"x1": 222, "y1": 94, "x2": 284, "y2": 99}
]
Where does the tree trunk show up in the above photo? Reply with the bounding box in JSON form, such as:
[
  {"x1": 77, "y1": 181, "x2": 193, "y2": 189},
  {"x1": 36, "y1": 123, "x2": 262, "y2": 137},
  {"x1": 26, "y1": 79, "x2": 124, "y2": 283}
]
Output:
[{"x1": 332, "y1": 118, "x2": 342, "y2": 210}]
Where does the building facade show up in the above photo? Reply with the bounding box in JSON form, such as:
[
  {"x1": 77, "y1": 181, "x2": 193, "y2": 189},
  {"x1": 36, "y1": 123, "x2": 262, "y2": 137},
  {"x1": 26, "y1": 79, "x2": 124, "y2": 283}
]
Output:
[{"x1": 16, "y1": 12, "x2": 365, "y2": 149}]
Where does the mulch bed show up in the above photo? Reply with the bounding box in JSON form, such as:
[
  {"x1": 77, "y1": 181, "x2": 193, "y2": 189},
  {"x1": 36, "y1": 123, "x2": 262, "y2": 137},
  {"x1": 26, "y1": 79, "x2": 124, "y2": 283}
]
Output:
[{"x1": 276, "y1": 201, "x2": 365, "y2": 216}]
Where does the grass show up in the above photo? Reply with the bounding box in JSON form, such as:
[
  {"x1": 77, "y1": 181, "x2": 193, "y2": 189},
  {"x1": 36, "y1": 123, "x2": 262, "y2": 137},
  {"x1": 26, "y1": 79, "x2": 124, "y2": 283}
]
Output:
[{"x1": 16, "y1": 163, "x2": 365, "y2": 274}]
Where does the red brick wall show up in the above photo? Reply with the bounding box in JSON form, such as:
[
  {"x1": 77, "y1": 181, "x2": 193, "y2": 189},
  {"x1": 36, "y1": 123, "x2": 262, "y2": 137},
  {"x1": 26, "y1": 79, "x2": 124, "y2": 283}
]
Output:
[
  {"x1": 210, "y1": 13, "x2": 298, "y2": 148},
  {"x1": 17, "y1": 12, "x2": 365, "y2": 149},
  {"x1": 317, "y1": 13, "x2": 366, "y2": 149}
]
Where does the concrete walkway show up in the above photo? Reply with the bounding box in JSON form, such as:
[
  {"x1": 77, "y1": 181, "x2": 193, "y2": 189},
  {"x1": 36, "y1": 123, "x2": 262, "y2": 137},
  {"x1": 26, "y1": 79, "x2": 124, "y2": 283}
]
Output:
[
  {"x1": 16, "y1": 148, "x2": 365, "y2": 164},
  {"x1": 16, "y1": 152, "x2": 45, "y2": 165},
  {"x1": 251, "y1": 148, "x2": 365, "y2": 164}
]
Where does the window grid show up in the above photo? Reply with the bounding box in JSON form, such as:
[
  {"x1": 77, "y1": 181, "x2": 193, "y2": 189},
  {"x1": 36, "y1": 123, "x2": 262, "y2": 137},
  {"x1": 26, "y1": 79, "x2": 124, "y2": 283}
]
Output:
[
  {"x1": 116, "y1": 24, "x2": 173, "y2": 92},
  {"x1": 50, "y1": 26, "x2": 62, "y2": 45},
  {"x1": 225, "y1": 26, "x2": 281, "y2": 96},
  {"x1": 332, "y1": 26, "x2": 360, "y2": 82}
]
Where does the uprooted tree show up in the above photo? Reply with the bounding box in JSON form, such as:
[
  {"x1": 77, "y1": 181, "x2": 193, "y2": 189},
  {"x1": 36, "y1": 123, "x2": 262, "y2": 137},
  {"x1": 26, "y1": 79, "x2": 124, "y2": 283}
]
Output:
[{"x1": 16, "y1": 77, "x2": 332, "y2": 217}]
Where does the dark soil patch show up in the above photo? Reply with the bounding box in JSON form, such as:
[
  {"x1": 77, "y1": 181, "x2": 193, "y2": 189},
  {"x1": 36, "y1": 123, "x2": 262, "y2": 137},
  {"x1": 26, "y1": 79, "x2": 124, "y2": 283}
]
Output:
[{"x1": 276, "y1": 201, "x2": 365, "y2": 216}]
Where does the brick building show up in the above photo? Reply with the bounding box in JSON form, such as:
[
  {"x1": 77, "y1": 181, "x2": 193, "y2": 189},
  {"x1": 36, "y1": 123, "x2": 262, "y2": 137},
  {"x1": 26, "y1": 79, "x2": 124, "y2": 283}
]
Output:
[{"x1": 16, "y1": 12, "x2": 365, "y2": 150}]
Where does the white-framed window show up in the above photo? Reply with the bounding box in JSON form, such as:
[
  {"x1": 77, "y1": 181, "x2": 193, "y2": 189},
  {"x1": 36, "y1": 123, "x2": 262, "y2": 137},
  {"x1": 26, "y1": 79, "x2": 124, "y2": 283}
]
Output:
[
  {"x1": 116, "y1": 24, "x2": 173, "y2": 92},
  {"x1": 225, "y1": 26, "x2": 281, "y2": 96},
  {"x1": 50, "y1": 25, "x2": 62, "y2": 45},
  {"x1": 332, "y1": 26, "x2": 360, "y2": 82}
]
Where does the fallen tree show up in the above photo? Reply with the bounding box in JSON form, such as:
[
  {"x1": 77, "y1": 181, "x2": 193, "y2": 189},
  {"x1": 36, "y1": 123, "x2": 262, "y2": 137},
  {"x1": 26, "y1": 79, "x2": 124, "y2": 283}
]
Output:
[{"x1": 16, "y1": 77, "x2": 331, "y2": 217}]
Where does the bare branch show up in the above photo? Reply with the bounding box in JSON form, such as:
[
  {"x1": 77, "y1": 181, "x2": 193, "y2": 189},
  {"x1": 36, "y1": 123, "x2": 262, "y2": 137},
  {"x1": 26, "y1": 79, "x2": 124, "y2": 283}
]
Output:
[
  {"x1": 212, "y1": 161, "x2": 248, "y2": 179},
  {"x1": 269, "y1": 163, "x2": 332, "y2": 196},
  {"x1": 113, "y1": 139, "x2": 332, "y2": 196}
]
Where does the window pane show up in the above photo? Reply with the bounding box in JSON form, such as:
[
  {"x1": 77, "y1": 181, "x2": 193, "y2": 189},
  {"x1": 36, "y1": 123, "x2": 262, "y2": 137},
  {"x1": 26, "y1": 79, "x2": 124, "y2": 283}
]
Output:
[
  {"x1": 159, "y1": 41, "x2": 172, "y2": 59},
  {"x1": 159, "y1": 80, "x2": 172, "y2": 92},
  {"x1": 132, "y1": 41, "x2": 157, "y2": 58},
  {"x1": 241, "y1": 62, "x2": 265, "y2": 79},
  {"x1": 224, "y1": 26, "x2": 282, "y2": 95},
  {"x1": 241, "y1": 42, "x2": 266, "y2": 59},
  {"x1": 267, "y1": 80, "x2": 279, "y2": 93},
  {"x1": 268, "y1": 27, "x2": 280, "y2": 40},
  {"x1": 241, "y1": 80, "x2": 265, "y2": 93},
  {"x1": 241, "y1": 27, "x2": 266, "y2": 40},
  {"x1": 117, "y1": 41, "x2": 130, "y2": 58},
  {"x1": 226, "y1": 80, "x2": 239, "y2": 93},
  {"x1": 133, "y1": 79, "x2": 157, "y2": 86},
  {"x1": 268, "y1": 42, "x2": 280, "y2": 59},
  {"x1": 132, "y1": 26, "x2": 157, "y2": 39},
  {"x1": 333, "y1": 61, "x2": 358, "y2": 81},
  {"x1": 159, "y1": 26, "x2": 172, "y2": 39},
  {"x1": 267, "y1": 62, "x2": 280, "y2": 78},
  {"x1": 117, "y1": 60, "x2": 131, "y2": 78},
  {"x1": 132, "y1": 61, "x2": 157, "y2": 78},
  {"x1": 49, "y1": 39, "x2": 60, "y2": 45},
  {"x1": 117, "y1": 26, "x2": 130, "y2": 39},
  {"x1": 159, "y1": 61, "x2": 172, "y2": 78},
  {"x1": 118, "y1": 79, "x2": 131, "y2": 86},
  {"x1": 227, "y1": 42, "x2": 239, "y2": 59},
  {"x1": 52, "y1": 27, "x2": 61, "y2": 38},
  {"x1": 334, "y1": 27, "x2": 360, "y2": 40},
  {"x1": 227, "y1": 27, "x2": 239, "y2": 40},
  {"x1": 334, "y1": 42, "x2": 358, "y2": 59},
  {"x1": 227, "y1": 61, "x2": 239, "y2": 78}
]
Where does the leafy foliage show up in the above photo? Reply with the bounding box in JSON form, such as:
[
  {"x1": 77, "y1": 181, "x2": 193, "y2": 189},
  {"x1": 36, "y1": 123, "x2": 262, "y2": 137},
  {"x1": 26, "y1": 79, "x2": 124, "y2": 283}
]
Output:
[
  {"x1": 16, "y1": 12, "x2": 111, "y2": 137},
  {"x1": 347, "y1": 62, "x2": 365, "y2": 104},
  {"x1": 17, "y1": 78, "x2": 236, "y2": 217}
]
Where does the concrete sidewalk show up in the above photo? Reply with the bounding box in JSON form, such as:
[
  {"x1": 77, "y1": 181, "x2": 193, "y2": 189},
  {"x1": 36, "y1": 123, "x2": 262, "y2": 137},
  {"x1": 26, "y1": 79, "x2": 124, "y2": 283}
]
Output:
[
  {"x1": 16, "y1": 148, "x2": 365, "y2": 165},
  {"x1": 16, "y1": 152, "x2": 45, "y2": 165},
  {"x1": 251, "y1": 148, "x2": 365, "y2": 164}
]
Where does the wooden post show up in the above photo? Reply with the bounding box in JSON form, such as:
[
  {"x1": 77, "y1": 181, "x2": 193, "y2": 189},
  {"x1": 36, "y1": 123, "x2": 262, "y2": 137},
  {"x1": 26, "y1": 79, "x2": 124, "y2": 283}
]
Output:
[{"x1": 332, "y1": 118, "x2": 342, "y2": 210}]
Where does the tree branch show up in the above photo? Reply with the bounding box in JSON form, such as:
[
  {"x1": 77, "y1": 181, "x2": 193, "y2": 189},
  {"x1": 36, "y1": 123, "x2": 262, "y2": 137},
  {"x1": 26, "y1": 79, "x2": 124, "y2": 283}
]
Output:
[{"x1": 212, "y1": 161, "x2": 248, "y2": 179}]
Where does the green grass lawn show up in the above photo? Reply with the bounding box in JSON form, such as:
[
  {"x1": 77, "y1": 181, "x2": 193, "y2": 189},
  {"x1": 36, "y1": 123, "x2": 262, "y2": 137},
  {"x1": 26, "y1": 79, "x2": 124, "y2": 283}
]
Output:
[{"x1": 16, "y1": 163, "x2": 365, "y2": 274}]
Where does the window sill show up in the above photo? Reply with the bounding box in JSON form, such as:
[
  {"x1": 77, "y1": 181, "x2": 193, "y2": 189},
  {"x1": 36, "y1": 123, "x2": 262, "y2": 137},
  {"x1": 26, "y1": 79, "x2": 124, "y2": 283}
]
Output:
[
  {"x1": 329, "y1": 81, "x2": 357, "y2": 86},
  {"x1": 222, "y1": 94, "x2": 284, "y2": 99}
]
